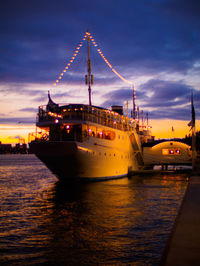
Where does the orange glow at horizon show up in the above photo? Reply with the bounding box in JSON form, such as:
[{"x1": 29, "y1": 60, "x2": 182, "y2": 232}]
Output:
[
  {"x1": 0, "y1": 124, "x2": 35, "y2": 144},
  {"x1": 0, "y1": 119, "x2": 199, "y2": 145},
  {"x1": 150, "y1": 119, "x2": 200, "y2": 139}
]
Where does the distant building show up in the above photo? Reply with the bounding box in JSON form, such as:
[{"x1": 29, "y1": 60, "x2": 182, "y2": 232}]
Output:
[
  {"x1": 0, "y1": 143, "x2": 12, "y2": 154},
  {"x1": 0, "y1": 143, "x2": 28, "y2": 154}
]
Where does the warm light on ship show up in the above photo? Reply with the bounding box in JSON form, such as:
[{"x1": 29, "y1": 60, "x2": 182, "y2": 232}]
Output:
[
  {"x1": 77, "y1": 146, "x2": 92, "y2": 152},
  {"x1": 55, "y1": 119, "x2": 59, "y2": 124}
]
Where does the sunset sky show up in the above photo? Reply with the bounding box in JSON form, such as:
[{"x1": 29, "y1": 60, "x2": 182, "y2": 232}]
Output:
[{"x1": 1, "y1": 0, "x2": 200, "y2": 144}]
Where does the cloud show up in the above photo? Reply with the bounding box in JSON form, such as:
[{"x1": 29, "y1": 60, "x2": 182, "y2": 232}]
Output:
[
  {"x1": 19, "y1": 108, "x2": 37, "y2": 113},
  {"x1": 8, "y1": 135, "x2": 23, "y2": 139},
  {"x1": 100, "y1": 79, "x2": 200, "y2": 120},
  {"x1": 0, "y1": 0, "x2": 200, "y2": 125},
  {"x1": 0, "y1": 117, "x2": 35, "y2": 124},
  {"x1": 1, "y1": 0, "x2": 200, "y2": 85}
]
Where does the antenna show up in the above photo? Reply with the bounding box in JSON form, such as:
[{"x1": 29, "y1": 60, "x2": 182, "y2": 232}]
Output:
[
  {"x1": 132, "y1": 84, "x2": 136, "y2": 120},
  {"x1": 146, "y1": 112, "x2": 149, "y2": 127},
  {"x1": 85, "y1": 31, "x2": 94, "y2": 106}
]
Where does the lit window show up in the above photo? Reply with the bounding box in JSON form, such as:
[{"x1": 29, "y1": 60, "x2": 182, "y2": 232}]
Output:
[
  {"x1": 175, "y1": 149, "x2": 181, "y2": 155},
  {"x1": 162, "y1": 149, "x2": 169, "y2": 155}
]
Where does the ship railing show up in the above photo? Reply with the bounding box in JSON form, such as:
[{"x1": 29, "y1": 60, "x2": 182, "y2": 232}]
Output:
[
  {"x1": 28, "y1": 131, "x2": 49, "y2": 143},
  {"x1": 37, "y1": 104, "x2": 136, "y2": 131}
]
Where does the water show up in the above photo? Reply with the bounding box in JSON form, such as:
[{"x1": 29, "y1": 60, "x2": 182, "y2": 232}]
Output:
[{"x1": 0, "y1": 154, "x2": 188, "y2": 265}]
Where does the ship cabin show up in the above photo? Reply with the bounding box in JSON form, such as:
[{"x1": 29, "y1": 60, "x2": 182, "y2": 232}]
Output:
[{"x1": 29, "y1": 104, "x2": 137, "y2": 144}]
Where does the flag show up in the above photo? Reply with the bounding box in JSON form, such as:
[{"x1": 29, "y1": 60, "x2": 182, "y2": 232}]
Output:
[{"x1": 188, "y1": 91, "x2": 195, "y2": 129}]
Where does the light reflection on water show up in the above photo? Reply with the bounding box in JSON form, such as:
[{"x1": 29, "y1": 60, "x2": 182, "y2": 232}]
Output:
[{"x1": 0, "y1": 154, "x2": 188, "y2": 265}]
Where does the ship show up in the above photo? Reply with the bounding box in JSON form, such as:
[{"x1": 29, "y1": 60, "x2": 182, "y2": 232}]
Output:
[{"x1": 29, "y1": 33, "x2": 148, "y2": 180}]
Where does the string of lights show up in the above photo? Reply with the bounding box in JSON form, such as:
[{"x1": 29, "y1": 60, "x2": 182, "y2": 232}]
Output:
[
  {"x1": 53, "y1": 33, "x2": 87, "y2": 86},
  {"x1": 53, "y1": 31, "x2": 133, "y2": 86},
  {"x1": 87, "y1": 32, "x2": 133, "y2": 85}
]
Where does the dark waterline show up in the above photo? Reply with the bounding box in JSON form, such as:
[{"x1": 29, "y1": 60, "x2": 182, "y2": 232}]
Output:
[{"x1": 0, "y1": 154, "x2": 188, "y2": 265}]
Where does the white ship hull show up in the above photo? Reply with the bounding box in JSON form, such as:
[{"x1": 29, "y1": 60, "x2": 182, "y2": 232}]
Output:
[{"x1": 30, "y1": 123, "x2": 143, "y2": 180}]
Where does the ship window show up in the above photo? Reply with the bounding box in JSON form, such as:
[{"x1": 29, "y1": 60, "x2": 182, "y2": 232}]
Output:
[
  {"x1": 162, "y1": 149, "x2": 169, "y2": 155},
  {"x1": 162, "y1": 148, "x2": 181, "y2": 155}
]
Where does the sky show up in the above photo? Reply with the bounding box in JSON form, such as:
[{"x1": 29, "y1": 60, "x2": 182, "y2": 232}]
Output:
[{"x1": 0, "y1": 0, "x2": 200, "y2": 143}]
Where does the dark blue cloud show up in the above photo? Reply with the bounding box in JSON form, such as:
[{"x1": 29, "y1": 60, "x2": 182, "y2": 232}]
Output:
[
  {"x1": 101, "y1": 79, "x2": 200, "y2": 120},
  {"x1": 0, "y1": 0, "x2": 200, "y2": 121},
  {"x1": 0, "y1": 117, "x2": 35, "y2": 124},
  {"x1": 19, "y1": 108, "x2": 37, "y2": 113},
  {"x1": 1, "y1": 0, "x2": 200, "y2": 81}
]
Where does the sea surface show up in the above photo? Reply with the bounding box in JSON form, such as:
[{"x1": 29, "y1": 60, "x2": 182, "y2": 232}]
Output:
[{"x1": 0, "y1": 154, "x2": 188, "y2": 265}]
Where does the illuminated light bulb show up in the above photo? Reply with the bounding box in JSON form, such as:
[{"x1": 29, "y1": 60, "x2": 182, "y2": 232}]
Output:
[
  {"x1": 52, "y1": 31, "x2": 133, "y2": 88},
  {"x1": 53, "y1": 83, "x2": 57, "y2": 86}
]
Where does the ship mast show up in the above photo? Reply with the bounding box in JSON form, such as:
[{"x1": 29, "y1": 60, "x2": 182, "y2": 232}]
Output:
[
  {"x1": 132, "y1": 84, "x2": 136, "y2": 120},
  {"x1": 85, "y1": 32, "x2": 94, "y2": 106}
]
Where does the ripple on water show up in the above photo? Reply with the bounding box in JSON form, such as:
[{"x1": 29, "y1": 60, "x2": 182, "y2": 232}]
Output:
[{"x1": 0, "y1": 154, "x2": 188, "y2": 265}]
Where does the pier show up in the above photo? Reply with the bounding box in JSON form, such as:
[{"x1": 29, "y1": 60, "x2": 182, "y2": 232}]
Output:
[{"x1": 160, "y1": 156, "x2": 200, "y2": 265}]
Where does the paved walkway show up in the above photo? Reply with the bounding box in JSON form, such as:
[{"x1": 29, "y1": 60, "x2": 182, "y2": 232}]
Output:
[{"x1": 161, "y1": 174, "x2": 200, "y2": 265}]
